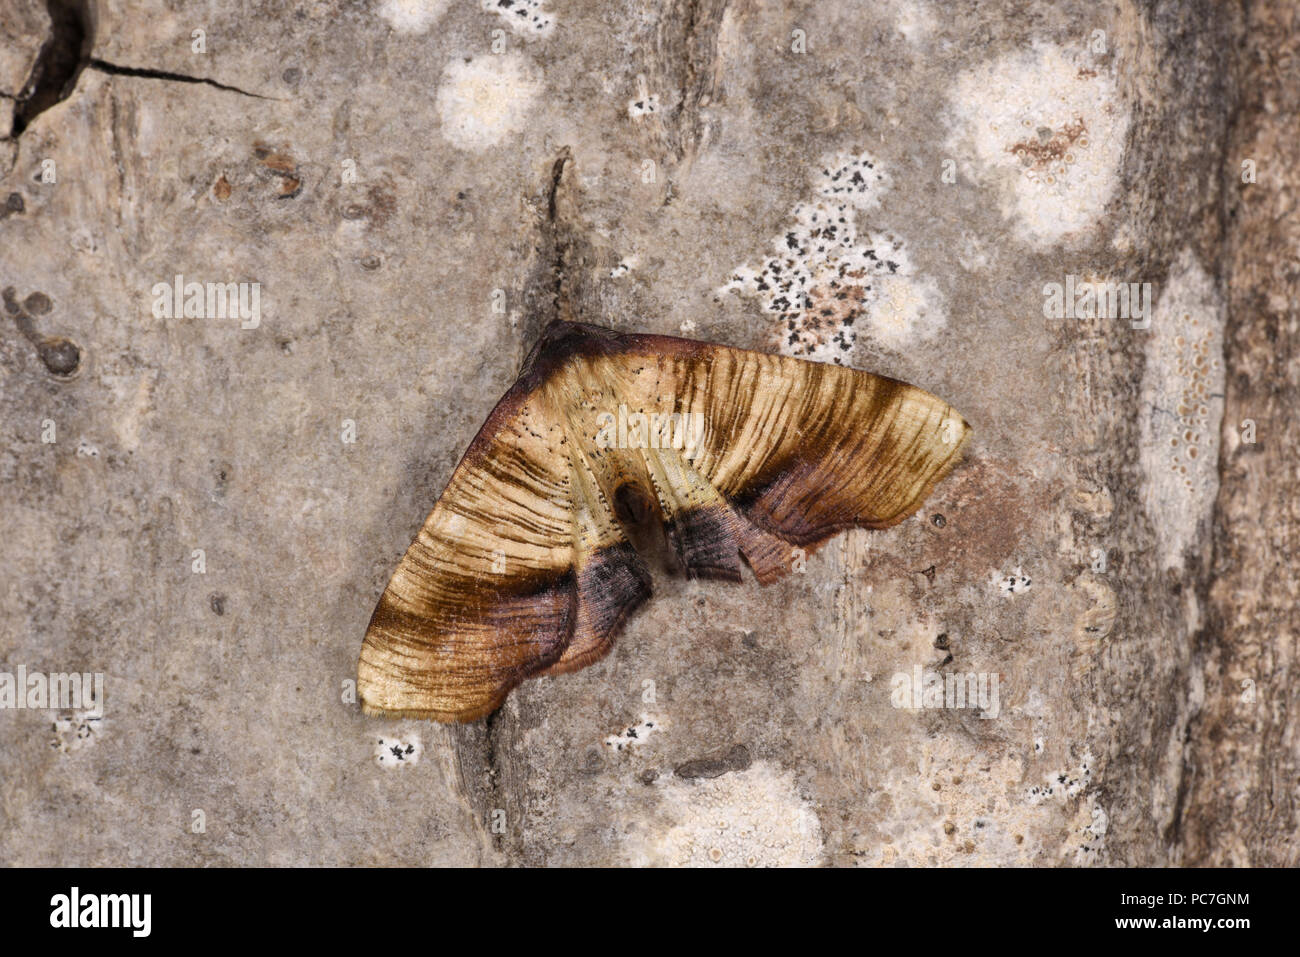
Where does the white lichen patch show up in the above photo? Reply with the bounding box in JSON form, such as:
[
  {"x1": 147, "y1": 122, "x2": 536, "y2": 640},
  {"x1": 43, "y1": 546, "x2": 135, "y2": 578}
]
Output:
[
  {"x1": 374, "y1": 734, "x2": 422, "y2": 767},
  {"x1": 75, "y1": 439, "x2": 100, "y2": 458},
  {"x1": 1071, "y1": 795, "x2": 1109, "y2": 863},
  {"x1": 627, "y1": 74, "x2": 660, "y2": 119},
  {"x1": 436, "y1": 53, "x2": 542, "y2": 151},
  {"x1": 604, "y1": 713, "x2": 663, "y2": 753},
  {"x1": 51, "y1": 713, "x2": 102, "y2": 753},
  {"x1": 480, "y1": 0, "x2": 554, "y2": 39},
  {"x1": 816, "y1": 150, "x2": 889, "y2": 211},
  {"x1": 1025, "y1": 749, "x2": 1094, "y2": 805},
  {"x1": 609, "y1": 256, "x2": 636, "y2": 278},
  {"x1": 620, "y1": 761, "x2": 822, "y2": 866},
  {"x1": 1139, "y1": 249, "x2": 1225, "y2": 570},
  {"x1": 722, "y1": 152, "x2": 944, "y2": 362},
  {"x1": 948, "y1": 42, "x2": 1131, "y2": 244},
  {"x1": 377, "y1": 0, "x2": 450, "y2": 34},
  {"x1": 993, "y1": 566, "x2": 1032, "y2": 596},
  {"x1": 627, "y1": 94, "x2": 660, "y2": 119}
]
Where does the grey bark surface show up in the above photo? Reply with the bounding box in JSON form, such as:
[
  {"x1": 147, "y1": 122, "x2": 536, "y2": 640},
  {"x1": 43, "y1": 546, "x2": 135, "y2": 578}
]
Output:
[{"x1": 0, "y1": 0, "x2": 1293, "y2": 866}]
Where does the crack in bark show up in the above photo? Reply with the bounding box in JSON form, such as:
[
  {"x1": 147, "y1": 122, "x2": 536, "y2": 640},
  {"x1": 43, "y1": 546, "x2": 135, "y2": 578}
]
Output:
[
  {"x1": 87, "y1": 58, "x2": 277, "y2": 100},
  {"x1": 482, "y1": 709, "x2": 514, "y2": 856},
  {"x1": 6, "y1": 0, "x2": 92, "y2": 141},
  {"x1": 545, "y1": 149, "x2": 568, "y2": 223},
  {"x1": 545, "y1": 149, "x2": 574, "y2": 328},
  {"x1": 4, "y1": 0, "x2": 276, "y2": 145},
  {"x1": 449, "y1": 703, "x2": 523, "y2": 863},
  {"x1": 518, "y1": 147, "x2": 600, "y2": 355}
]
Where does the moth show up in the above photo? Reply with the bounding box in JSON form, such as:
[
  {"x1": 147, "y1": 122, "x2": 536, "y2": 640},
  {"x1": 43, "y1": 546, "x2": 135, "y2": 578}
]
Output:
[{"x1": 358, "y1": 320, "x2": 970, "y2": 721}]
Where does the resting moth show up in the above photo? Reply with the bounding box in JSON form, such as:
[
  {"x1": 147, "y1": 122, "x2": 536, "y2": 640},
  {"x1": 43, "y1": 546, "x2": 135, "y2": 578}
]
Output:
[{"x1": 358, "y1": 319, "x2": 970, "y2": 721}]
